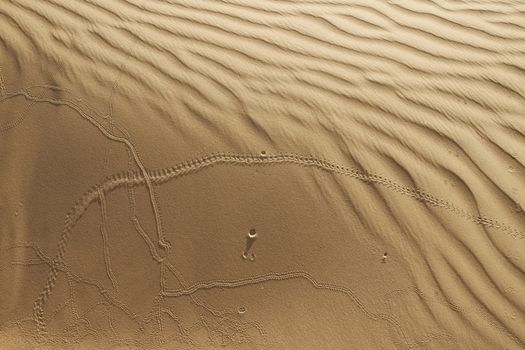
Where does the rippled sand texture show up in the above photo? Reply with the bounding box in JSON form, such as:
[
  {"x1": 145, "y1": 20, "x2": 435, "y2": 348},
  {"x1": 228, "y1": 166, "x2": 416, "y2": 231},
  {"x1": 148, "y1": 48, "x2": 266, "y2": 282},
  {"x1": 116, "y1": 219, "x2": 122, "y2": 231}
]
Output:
[{"x1": 1, "y1": 0, "x2": 525, "y2": 349}]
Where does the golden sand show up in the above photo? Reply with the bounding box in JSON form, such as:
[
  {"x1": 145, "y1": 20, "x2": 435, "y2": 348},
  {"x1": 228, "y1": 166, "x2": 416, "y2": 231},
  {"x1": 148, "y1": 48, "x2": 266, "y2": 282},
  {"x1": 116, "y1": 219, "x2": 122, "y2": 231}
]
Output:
[{"x1": 1, "y1": 0, "x2": 524, "y2": 348}]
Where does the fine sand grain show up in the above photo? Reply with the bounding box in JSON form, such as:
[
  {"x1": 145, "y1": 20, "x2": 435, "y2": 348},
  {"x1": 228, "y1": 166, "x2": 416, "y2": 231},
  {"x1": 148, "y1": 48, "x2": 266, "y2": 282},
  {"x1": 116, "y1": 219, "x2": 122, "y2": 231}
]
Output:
[{"x1": 1, "y1": 0, "x2": 524, "y2": 349}]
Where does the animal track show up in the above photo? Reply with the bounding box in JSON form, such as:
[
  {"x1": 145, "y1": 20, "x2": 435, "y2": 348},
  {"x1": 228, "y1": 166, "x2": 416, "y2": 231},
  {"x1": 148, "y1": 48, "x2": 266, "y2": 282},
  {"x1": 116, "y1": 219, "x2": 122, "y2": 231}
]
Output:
[{"x1": 32, "y1": 151, "x2": 525, "y2": 340}]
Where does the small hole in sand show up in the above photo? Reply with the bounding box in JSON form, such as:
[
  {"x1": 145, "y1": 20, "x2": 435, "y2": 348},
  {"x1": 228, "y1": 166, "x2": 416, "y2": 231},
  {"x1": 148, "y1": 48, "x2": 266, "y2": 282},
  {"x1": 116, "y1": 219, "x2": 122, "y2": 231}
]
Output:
[
  {"x1": 248, "y1": 229, "x2": 257, "y2": 238},
  {"x1": 260, "y1": 150, "x2": 267, "y2": 157},
  {"x1": 249, "y1": 253, "x2": 256, "y2": 262},
  {"x1": 238, "y1": 307, "x2": 247, "y2": 314}
]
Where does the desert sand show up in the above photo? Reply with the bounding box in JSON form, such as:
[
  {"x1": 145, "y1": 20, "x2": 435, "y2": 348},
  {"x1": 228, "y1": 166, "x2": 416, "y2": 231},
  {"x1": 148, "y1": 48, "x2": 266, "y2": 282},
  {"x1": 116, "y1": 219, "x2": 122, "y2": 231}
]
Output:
[{"x1": 1, "y1": 0, "x2": 524, "y2": 349}]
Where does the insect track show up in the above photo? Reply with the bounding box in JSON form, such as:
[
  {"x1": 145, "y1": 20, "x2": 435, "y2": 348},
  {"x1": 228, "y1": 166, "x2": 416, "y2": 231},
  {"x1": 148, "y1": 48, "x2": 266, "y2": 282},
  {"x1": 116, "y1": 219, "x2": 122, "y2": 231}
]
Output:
[
  {"x1": 162, "y1": 269, "x2": 413, "y2": 347},
  {"x1": 32, "y1": 151, "x2": 525, "y2": 340}
]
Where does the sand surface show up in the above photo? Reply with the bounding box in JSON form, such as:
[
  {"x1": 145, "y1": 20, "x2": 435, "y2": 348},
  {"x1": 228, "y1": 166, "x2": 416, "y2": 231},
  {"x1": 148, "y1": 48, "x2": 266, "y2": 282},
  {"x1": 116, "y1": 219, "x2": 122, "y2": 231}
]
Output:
[{"x1": 1, "y1": 0, "x2": 525, "y2": 349}]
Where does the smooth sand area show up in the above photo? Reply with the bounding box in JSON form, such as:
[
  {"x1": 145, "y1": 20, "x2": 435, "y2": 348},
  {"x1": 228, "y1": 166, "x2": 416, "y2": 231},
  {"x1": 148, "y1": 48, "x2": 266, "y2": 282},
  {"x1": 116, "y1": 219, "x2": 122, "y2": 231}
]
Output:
[{"x1": 1, "y1": 0, "x2": 524, "y2": 349}]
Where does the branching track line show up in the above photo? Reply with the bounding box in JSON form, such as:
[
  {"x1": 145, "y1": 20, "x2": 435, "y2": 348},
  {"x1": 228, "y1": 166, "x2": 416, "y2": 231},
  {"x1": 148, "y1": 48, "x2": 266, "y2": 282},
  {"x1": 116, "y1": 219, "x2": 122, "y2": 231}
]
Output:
[
  {"x1": 161, "y1": 270, "x2": 413, "y2": 347},
  {"x1": 0, "y1": 90, "x2": 168, "y2": 339},
  {"x1": 31, "y1": 150, "x2": 525, "y2": 339},
  {"x1": 6, "y1": 87, "x2": 522, "y2": 342}
]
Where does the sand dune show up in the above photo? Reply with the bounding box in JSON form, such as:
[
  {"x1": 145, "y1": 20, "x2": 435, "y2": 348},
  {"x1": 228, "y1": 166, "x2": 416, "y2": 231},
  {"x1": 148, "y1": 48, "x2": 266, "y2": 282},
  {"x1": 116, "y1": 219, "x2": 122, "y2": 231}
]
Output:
[{"x1": 1, "y1": 0, "x2": 524, "y2": 348}]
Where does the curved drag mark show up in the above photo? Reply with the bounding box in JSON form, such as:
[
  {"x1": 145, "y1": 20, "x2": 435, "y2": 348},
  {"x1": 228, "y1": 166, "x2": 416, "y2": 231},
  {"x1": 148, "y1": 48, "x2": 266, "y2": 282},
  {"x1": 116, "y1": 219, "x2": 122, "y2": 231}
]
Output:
[
  {"x1": 0, "y1": 90, "x2": 169, "y2": 339},
  {"x1": 0, "y1": 100, "x2": 36, "y2": 134},
  {"x1": 31, "y1": 151, "x2": 525, "y2": 339},
  {"x1": 1, "y1": 89, "x2": 169, "y2": 247},
  {"x1": 0, "y1": 64, "x2": 7, "y2": 97},
  {"x1": 97, "y1": 187, "x2": 118, "y2": 290},
  {"x1": 1, "y1": 0, "x2": 524, "y2": 347},
  {"x1": 161, "y1": 270, "x2": 413, "y2": 347}
]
